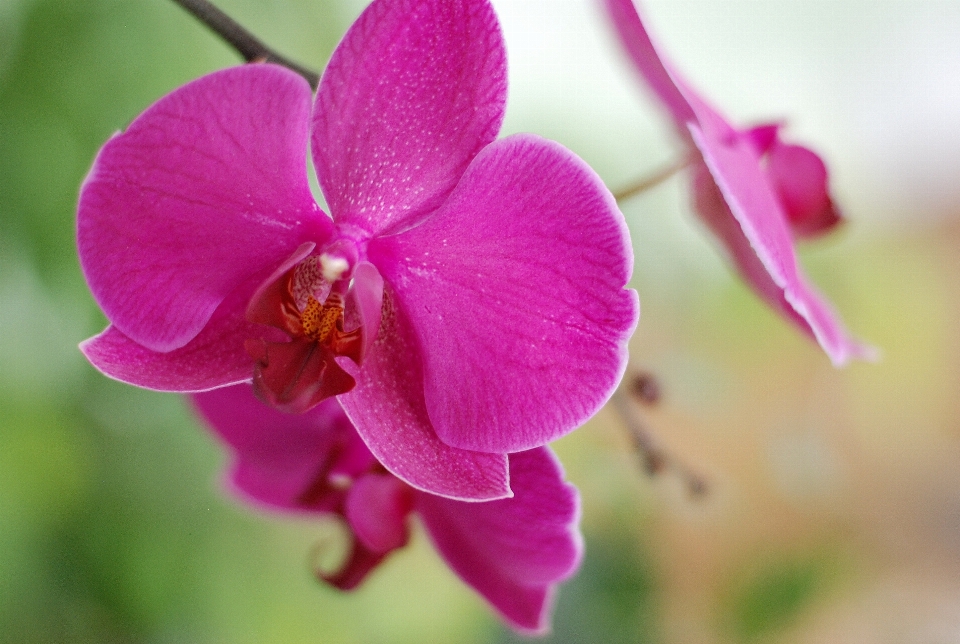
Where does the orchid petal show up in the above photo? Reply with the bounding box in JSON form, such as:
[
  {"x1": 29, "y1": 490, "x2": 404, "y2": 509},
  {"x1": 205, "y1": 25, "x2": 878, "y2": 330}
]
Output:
[
  {"x1": 765, "y1": 141, "x2": 842, "y2": 238},
  {"x1": 78, "y1": 65, "x2": 331, "y2": 353},
  {"x1": 689, "y1": 134, "x2": 875, "y2": 366},
  {"x1": 417, "y1": 447, "x2": 581, "y2": 634},
  {"x1": 345, "y1": 474, "x2": 412, "y2": 554},
  {"x1": 337, "y1": 287, "x2": 511, "y2": 501},
  {"x1": 744, "y1": 123, "x2": 781, "y2": 155},
  {"x1": 371, "y1": 134, "x2": 638, "y2": 453},
  {"x1": 601, "y1": 0, "x2": 694, "y2": 125},
  {"x1": 81, "y1": 325, "x2": 250, "y2": 393},
  {"x1": 312, "y1": 0, "x2": 505, "y2": 236},
  {"x1": 191, "y1": 384, "x2": 366, "y2": 511},
  {"x1": 80, "y1": 277, "x2": 272, "y2": 392},
  {"x1": 349, "y1": 261, "x2": 384, "y2": 362}
]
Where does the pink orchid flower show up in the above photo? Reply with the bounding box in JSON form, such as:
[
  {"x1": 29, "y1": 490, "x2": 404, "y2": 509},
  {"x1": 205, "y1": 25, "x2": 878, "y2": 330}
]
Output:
[
  {"x1": 78, "y1": 0, "x2": 639, "y2": 501},
  {"x1": 192, "y1": 383, "x2": 581, "y2": 635},
  {"x1": 603, "y1": 0, "x2": 874, "y2": 365}
]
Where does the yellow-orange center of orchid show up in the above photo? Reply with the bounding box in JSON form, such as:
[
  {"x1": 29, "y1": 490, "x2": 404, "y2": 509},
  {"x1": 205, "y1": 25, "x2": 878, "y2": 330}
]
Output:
[{"x1": 300, "y1": 293, "x2": 345, "y2": 342}]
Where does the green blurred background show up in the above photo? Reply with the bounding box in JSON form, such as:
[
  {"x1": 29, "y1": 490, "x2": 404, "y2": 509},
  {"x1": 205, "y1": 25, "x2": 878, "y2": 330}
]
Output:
[{"x1": 2, "y1": 0, "x2": 960, "y2": 642}]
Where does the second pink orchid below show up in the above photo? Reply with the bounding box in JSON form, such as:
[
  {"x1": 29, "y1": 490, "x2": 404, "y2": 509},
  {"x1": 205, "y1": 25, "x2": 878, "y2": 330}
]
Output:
[{"x1": 192, "y1": 384, "x2": 582, "y2": 635}]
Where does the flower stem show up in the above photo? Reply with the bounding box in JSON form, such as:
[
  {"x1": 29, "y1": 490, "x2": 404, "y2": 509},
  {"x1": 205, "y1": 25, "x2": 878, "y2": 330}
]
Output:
[
  {"x1": 169, "y1": 0, "x2": 320, "y2": 89},
  {"x1": 610, "y1": 375, "x2": 707, "y2": 498},
  {"x1": 613, "y1": 154, "x2": 695, "y2": 202}
]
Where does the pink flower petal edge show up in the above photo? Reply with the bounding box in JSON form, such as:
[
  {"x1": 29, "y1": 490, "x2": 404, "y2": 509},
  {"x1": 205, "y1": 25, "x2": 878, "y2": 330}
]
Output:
[
  {"x1": 602, "y1": 0, "x2": 875, "y2": 365},
  {"x1": 191, "y1": 383, "x2": 581, "y2": 633}
]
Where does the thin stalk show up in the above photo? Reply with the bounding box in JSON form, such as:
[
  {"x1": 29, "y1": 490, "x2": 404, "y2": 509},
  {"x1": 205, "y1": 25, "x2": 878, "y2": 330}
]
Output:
[
  {"x1": 613, "y1": 154, "x2": 695, "y2": 202},
  {"x1": 170, "y1": 0, "x2": 320, "y2": 89},
  {"x1": 609, "y1": 386, "x2": 707, "y2": 498}
]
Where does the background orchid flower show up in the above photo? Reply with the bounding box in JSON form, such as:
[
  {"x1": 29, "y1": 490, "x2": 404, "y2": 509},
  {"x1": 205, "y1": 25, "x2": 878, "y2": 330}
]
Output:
[
  {"x1": 603, "y1": 0, "x2": 874, "y2": 366},
  {"x1": 78, "y1": 0, "x2": 638, "y2": 501},
  {"x1": 191, "y1": 383, "x2": 582, "y2": 635}
]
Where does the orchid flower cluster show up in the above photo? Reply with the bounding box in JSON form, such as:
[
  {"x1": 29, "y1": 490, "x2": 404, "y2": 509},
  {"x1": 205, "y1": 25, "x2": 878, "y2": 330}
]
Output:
[{"x1": 75, "y1": 0, "x2": 871, "y2": 634}]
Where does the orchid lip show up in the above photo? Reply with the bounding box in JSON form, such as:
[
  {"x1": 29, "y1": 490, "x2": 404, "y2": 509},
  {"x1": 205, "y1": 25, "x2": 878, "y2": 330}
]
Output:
[{"x1": 244, "y1": 242, "x2": 371, "y2": 413}]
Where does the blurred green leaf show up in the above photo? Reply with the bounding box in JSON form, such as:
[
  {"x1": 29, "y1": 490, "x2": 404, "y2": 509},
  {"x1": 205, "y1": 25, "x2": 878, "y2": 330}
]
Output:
[
  {"x1": 722, "y1": 551, "x2": 840, "y2": 642},
  {"x1": 496, "y1": 529, "x2": 660, "y2": 644}
]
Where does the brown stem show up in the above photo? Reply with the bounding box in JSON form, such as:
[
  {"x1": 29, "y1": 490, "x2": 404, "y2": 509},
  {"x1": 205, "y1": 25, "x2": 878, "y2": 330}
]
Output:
[
  {"x1": 170, "y1": 0, "x2": 320, "y2": 89},
  {"x1": 629, "y1": 370, "x2": 662, "y2": 406},
  {"x1": 610, "y1": 383, "x2": 707, "y2": 498},
  {"x1": 613, "y1": 154, "x2": 696, "y2": 202}
]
